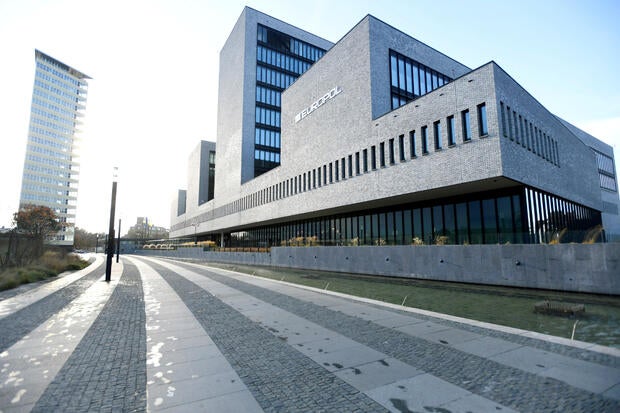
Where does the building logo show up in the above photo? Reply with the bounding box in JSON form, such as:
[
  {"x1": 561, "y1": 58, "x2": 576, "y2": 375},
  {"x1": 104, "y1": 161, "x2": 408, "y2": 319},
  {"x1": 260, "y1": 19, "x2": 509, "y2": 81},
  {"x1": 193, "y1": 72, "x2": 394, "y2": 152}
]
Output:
[{"x1": 294, "y1": 86, "x2": 343, "y2": 123}]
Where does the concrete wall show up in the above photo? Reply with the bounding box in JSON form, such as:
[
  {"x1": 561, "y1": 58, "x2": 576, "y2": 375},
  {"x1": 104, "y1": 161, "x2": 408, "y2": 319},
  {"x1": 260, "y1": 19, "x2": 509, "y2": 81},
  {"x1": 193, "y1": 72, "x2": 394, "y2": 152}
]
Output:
[{"x1": 135, "y1": 244, "x2": 619, "y2": 295}]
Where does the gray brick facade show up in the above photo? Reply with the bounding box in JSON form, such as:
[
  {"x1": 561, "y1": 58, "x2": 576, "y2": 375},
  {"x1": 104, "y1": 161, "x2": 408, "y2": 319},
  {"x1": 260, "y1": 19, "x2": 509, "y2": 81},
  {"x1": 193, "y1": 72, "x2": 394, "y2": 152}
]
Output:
[{"x1": 170, "y1": 8, "x2": 619, "y2": 243}]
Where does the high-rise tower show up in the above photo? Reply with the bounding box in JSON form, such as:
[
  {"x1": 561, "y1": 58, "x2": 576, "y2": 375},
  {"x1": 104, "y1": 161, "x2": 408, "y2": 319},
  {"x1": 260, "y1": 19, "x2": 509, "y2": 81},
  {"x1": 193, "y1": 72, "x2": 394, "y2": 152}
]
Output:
[{"x1": 19, "y1": 50, "x2": 90, "y2": 246}]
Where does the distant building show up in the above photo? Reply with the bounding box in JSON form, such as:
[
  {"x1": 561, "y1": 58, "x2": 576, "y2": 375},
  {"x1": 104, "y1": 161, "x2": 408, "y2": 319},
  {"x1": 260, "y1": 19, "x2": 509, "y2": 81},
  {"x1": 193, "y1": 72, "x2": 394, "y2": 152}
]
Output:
[
  {"x1": 126, "y1": 217, "x2": 168, "y2": 240},
  {"x1": 171, "y1": 7, "x2": 619, "y2": 246},
  {"x1": 19, "y1": 50, "x2": 90, "y2": 246}
]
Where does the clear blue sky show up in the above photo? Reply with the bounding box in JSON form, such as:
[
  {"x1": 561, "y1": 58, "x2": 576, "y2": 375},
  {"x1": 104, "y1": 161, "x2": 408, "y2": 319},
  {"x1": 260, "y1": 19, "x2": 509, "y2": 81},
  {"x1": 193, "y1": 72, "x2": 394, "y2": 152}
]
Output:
[{"x1": 0, "y1": 0, "x2": 618, "y2": 233}]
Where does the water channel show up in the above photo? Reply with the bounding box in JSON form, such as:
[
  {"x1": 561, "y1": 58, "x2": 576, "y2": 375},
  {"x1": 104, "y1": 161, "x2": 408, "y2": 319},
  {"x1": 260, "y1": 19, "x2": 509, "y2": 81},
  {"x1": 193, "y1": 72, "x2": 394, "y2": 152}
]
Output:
[{"x1": 207, "y1": 263, "x2": 620, "y2": 349}]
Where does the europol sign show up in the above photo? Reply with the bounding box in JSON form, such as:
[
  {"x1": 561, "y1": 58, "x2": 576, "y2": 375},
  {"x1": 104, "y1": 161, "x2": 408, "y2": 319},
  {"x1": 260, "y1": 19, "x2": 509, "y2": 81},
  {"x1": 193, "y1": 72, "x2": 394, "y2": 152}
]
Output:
[{"x1": 294, "y1": 86, "x2": 343, "y2": 123}]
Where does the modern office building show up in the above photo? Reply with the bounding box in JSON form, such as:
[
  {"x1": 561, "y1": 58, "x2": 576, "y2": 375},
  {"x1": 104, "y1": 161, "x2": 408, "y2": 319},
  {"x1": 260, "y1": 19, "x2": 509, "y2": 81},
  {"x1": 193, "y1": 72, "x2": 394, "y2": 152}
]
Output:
[
  {"x1": 171, "y1": 7, "x2": 619, "y2": 246},
  {"x1": 19, "y1": 50, "x2": 90, "y2": 246}
]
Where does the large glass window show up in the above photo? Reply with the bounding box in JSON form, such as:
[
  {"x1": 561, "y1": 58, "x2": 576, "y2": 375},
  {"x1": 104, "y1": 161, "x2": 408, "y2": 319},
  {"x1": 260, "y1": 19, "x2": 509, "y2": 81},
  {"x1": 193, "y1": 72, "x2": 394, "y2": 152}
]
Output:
[
  {"x1": 468, "y1": 201, "x2": 483, "y2": 244},
  {"x1": 403, "y1": 209, "x2": 412, "y2": 244},
  {"x1": 422, "y1": 207, "x2": 432, "y2": 244},
  {"x1": 594, "y1": 149, "x2": 617, "y2": 191},
  {"x1": 483, "y1": 199, "x2": 497, "y2": 243},
  {"x1": 255, "y1": 24, "x2": 326, "y2": 178},
  {"x1": 389, "y1": 50, "x2": 452, "y2": 109}
]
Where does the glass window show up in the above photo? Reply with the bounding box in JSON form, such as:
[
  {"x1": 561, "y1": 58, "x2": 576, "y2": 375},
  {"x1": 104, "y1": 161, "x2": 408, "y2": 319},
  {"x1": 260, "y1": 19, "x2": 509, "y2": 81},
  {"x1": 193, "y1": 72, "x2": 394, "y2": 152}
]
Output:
[
  {"x1": 421, "y1": 126, "x2": 428, "y2": 154},
  {"x1": 478, "y1": 103, "x2": 488, "y2": 136},
  {"x1": 497, "y1": 196, "x2": 513, "y2": 244},
  {"x1": 390, "y1": 54, "x2": 398, "y2": 87},
  {"x1": 334, "y1": 161, "x2": 339, "y2": 181},
  {"x1": 409, "y1": 130, "x2": 416, "y2": 157},
  {"x1": 380, "y1": 142, "x2": 386, "y2": 167},
  {"x1": 371, "y1": 146, "x2": 377, "y2": 170},
  {"x1": 432, "y1": 205, "x2": 444, "y2": 240},
  {"x1": 447, "y1": 116, "x2": 456, "y2": 146},
  {"x1": 379, "y1": 213, "x2": 387, "y2": 244},
  {"x1": 371, "y1": 214, "x2": 379, "y2": 245},
  {"x1": 413, "y1": 64, "x2": 420, "y2": 95},
  {"x1": 403, "y1": 209, "x2": 412, "y2": 244},
  {"x1": 513, "y1": 112, "x2": 519, "y2": 143},
  {"x1": 363, "y1": 148, "x2": 368, "y2": 172},
  {"x1": 444, "y1": 204, "x2": 455, "y2": 244},
  {"x1": 348, "y1": 155, "x2": 353, "y2": 177},
  {"x1": 422, "y1": 207, "x2": 432, "y2": 244},
  {"x1": 341, "y1": 158, "x2": 346, "y2": 179},
  {"x1": 462, "y1": 110, "x2": 471, "y2": 141},
  {"x1": 389, "y1": 138, "x2": 395, "y2": 164},
  {"x1": 434, "y1": 121, "x2": 442, "y2": 150},
  {"x1": 419, "y1": 66, "x2": 426, "y2": 94},
  {"x1": 355, "y1": 152, "x2": 360, "y2": 175},
  {"x1": 483, "y1": 199, "x2": 497, "y2": 243},
  {"x1": 405, "y1": 62, "x2": 413, "y2": 94},
  {"x1": 398, "y1": 57, "x2": 406, "y2": 91},
  {"x1": 468, "y1": 201, "x2": 482, "y2": 244},
  {"x1": 386, "y1": 212, "x2": 395, "y2": 244},
  {"x1": 413, "y1": 208, "x2": 422, "y2": 241}
]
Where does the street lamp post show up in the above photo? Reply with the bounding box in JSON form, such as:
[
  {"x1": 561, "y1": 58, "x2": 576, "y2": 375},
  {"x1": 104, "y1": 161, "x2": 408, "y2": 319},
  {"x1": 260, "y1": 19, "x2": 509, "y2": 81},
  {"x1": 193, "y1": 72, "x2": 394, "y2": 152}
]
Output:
[
  {"x1": 192, "y1": 222, "x2": 198, "y2": 245},
  {"x1": 95, "y1": 234, "x2": 99, "y2": 253},
  {"x1": 105, "y1": 167, "x2": 118, "y2": 282},
  {"x1": 116, "y1": 218, "x2": 121, "y2": 263}
]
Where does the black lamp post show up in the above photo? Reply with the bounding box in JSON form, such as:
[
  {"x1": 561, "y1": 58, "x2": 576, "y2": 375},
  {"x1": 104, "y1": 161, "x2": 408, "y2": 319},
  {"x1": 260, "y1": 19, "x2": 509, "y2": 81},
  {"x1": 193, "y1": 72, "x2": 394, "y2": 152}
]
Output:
[
  {"x1": 116, "y1": 218, "x2": 121, "y2": 263},
  {"x1": 105, "y1": 167, "x2": 118, "y2": 282}
]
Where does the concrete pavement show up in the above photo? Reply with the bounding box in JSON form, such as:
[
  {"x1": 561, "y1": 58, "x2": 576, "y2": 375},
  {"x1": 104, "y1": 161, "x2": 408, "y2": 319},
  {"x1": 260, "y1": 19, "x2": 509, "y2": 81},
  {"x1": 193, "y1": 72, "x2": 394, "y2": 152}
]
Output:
[{"x1": 0, "y1": 254, "x2": 618, "y2": 412}]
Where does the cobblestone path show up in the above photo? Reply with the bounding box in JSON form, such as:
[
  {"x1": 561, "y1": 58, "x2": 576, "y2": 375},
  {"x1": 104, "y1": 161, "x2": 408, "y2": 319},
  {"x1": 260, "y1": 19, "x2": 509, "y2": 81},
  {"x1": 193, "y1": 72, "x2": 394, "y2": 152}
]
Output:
[{"x1": 0, "y1": 254, "x2": 618, "y2": 413}]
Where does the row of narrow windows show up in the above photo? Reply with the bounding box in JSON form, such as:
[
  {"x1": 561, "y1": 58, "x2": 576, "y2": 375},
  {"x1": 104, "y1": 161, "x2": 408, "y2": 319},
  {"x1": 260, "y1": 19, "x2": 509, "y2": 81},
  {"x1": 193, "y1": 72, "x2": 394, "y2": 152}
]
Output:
[
  {"x1": 173, "y1": 102, "x2": 490, "y2": 233},
  {"x1": 499, "y1": 101, "x2": 559, "y2": 167}
]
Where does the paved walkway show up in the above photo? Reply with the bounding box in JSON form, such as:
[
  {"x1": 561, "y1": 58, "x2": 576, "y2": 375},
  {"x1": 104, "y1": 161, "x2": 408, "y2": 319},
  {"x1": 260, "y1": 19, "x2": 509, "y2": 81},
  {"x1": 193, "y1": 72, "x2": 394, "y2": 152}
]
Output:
[{"x1": 0, "y1": 255, "x2": 619, "y2": 412}]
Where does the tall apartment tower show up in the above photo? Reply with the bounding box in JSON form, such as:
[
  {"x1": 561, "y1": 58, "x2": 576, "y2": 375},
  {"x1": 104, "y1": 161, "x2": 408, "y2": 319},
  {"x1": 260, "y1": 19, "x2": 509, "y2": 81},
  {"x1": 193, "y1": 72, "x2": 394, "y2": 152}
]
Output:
[
  {"x1": 214, "y1": 7, "x2": 333, "y2": 202},
  {"x1": 19, "y1": 50, "x2": 90, "y2": 246}
]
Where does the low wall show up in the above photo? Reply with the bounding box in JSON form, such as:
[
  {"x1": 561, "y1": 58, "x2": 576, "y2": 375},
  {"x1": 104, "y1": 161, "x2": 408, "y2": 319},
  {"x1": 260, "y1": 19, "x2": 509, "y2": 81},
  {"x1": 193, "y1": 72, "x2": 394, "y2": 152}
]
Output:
[{"x1": 135, "y1": 243, "x2": 620, "y2": 295}]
